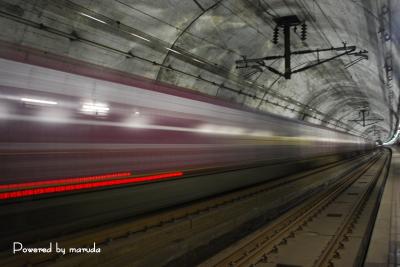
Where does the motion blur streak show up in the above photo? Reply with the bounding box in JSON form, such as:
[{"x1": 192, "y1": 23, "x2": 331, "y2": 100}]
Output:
[
  {"x1": 0, "y1": 171, "x2": 183, "y2": 200},
  {"x1": 0, "y1": 58, "x2": 373, "y2": 185},
  {"x1": 0, "y1": 172, "x2": 132, "y2": 190}
]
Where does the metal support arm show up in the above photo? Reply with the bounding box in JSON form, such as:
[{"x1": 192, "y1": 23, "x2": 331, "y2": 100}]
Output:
[{"x1": 235, "y1": 15, "x2": 368, "y2": 79}]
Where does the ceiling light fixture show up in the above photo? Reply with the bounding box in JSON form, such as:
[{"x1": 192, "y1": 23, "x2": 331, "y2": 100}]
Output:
[
  {"x1": 79, "y1": 12, "x2": 107, "y2": 24},
  {"x1": 130, "y1": 33, "x2": 150, "y2": 42},
  {"x1": 166, "y1": 47, "x2": 182, "y2": 55}
]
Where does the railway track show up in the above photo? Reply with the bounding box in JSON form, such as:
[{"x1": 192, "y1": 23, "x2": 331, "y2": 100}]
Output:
[
  {"x1": 0, "y1": 151, "x2": 382, "y2": 267},
  {"x1": 201, "y1": 149, "x2": 390, "y2": 267}
]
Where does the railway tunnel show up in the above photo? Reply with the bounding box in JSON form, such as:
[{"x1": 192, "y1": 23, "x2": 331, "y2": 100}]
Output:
[{"x1": 0, "y1": 0, "x2": 399, "y2": 266}]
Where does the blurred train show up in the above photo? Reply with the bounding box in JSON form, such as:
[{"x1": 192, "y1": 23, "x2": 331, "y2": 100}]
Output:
[{"x1": 0, "y1": 56, "x2": 374, "y2": 188}]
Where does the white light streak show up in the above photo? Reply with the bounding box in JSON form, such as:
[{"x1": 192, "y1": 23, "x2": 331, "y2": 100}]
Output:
[
  {"x1": 79, "y1": 12, "x2": 107, "y2": 24},
  {"x1": 192, "y1": 58, "x2": 204, "y2": 64},
  {"x1": 197, "y1": 124, "x2": 245, "y2": 136},
  {"x1": 21, "y1": 98, "x2": 58, "y2": 105},
  {"x1": 165, "y1": 47, "x2": 182, "y2": 55},
  {"x1": 130, "y1": 33, "x2": 150, "y2": 42},
  {"x1": 81, "y1": 102, "x2": 110, "y2": 115}
]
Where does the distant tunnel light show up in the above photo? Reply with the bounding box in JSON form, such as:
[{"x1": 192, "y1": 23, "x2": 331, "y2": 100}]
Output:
[
  {"x1": 383, "y1": 129, "x2": 400, "y2": 145},
  {"x1": 81, "y1": 101, "x2": 110, "y2": 115},
  {"x1": 21, "y1": 98, "x2": 58, "y2": 105}
]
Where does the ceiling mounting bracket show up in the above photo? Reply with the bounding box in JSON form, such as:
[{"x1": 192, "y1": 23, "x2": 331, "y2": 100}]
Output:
[
  {"x1": 348, "y1": 109, "x2": 384, "y2": 127},
  {"x1": 236, "y1": 15, "x2": 368, "y2": 79}
]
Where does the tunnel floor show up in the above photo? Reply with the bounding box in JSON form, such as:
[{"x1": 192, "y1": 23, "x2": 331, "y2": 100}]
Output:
[{"x1": 0, "y1": 148, "x2": 397, "y2": 267}]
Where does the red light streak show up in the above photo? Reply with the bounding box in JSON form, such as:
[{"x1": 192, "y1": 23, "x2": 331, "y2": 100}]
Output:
[
  {"x1": 0, "y1": 172, "x2": 132, "y2": 190},
  {"x1": 0, "y1": 171, "x2": 183, "y2": 200}
]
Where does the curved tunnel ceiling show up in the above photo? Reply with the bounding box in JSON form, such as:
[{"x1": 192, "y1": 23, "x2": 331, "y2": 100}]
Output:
[{"x1": 0, "y1": 0, "x2": 399, "y2": 141}]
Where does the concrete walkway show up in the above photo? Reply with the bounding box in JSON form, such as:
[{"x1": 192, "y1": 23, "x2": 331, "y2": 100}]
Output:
[{"x1": 365, "y1": 147, "x2": 400, "y2": 267}]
